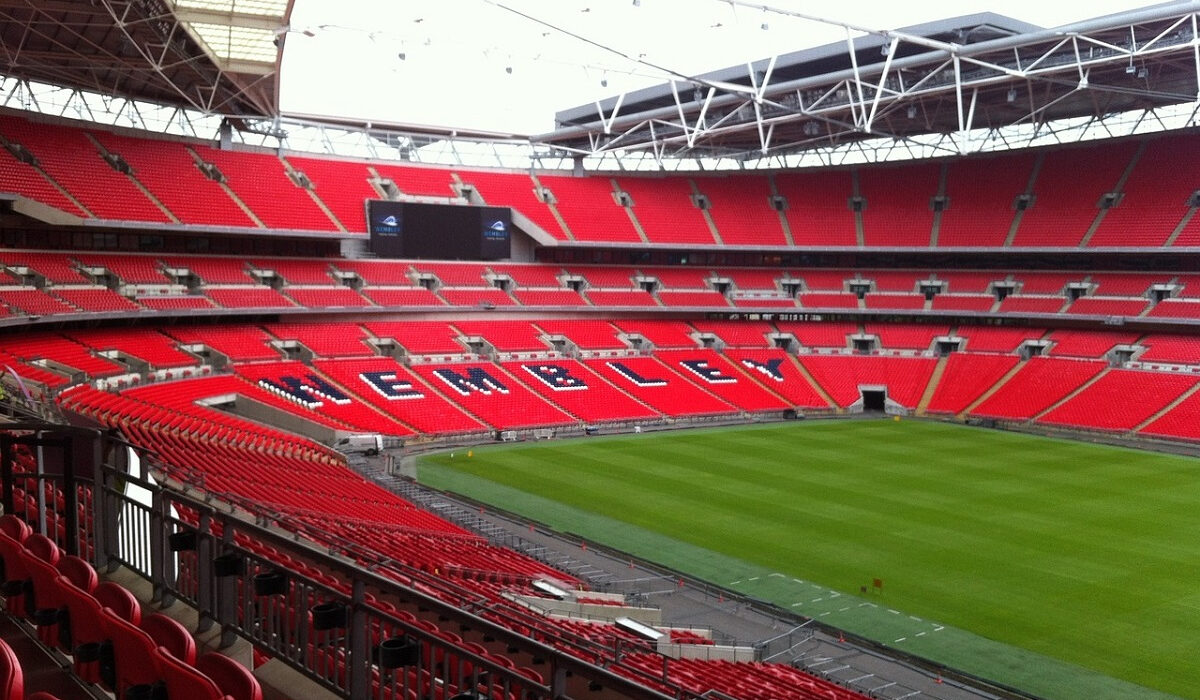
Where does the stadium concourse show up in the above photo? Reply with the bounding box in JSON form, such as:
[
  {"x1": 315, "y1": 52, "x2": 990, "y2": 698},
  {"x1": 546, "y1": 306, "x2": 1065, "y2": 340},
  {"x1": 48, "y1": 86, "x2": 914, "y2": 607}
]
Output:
[{"x1": 5, "y1": 0, "x2": 1200, "y2": 698}]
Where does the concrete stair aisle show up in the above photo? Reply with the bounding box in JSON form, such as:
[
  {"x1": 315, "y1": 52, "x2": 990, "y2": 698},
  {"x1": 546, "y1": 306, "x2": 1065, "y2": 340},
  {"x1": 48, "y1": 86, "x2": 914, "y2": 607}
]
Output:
[
  {"x1": 785, "y1": 354, "x2": 839, "y2": 411},
  {"x1": 1029, "y1": 367, "x2": 1111, "y2": 421},
  {"x1": 1129, "y1": 379, "x2": 1200, "y2": 433},
  {"x1": 958, "y1": 358, "x2": 1027, "y2": 418},
  {"x1": 916, "y1": 354, "x2": 950, "y2": 415}
]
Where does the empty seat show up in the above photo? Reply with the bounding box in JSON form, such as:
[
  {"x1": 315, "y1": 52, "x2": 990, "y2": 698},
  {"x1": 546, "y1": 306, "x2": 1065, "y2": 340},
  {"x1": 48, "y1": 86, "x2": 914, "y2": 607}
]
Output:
[{"x1": 196, "y1": 652, "x2": 264, "y2": 700}]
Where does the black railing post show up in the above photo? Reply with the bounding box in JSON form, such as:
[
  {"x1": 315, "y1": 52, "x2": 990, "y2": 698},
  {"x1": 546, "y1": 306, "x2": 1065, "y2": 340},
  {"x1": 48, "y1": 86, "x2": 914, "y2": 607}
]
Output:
[
  {"x1": 196, "y1": 511, "x2": 215, "y2": 634},
  {"x1": 348, "y1": 579, "x2": 367, "y2": 700},
  {"x1": 63, "y1": 434, "x2": 79, "y2": 556},
  {"x1": 0, "y1": 435, "x2": 13, "y2": 516}
]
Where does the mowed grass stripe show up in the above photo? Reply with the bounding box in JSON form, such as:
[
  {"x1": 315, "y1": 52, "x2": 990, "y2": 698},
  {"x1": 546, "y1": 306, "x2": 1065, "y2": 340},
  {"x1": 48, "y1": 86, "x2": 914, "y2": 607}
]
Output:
[{"x1": 419, "y1": 420, "x2": 1197, "y2": 699}]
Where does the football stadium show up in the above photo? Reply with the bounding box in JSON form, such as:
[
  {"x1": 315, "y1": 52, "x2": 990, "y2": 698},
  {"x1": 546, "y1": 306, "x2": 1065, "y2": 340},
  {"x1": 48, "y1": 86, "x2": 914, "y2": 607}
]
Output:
[{"x1": 0, "y1": 1, "x2": 1198, "y2": 699}]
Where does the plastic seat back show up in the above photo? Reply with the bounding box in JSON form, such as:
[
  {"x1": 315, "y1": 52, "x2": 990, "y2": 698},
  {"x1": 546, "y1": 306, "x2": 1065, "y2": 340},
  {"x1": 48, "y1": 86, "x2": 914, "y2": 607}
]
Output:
[
  {"x1": 0, "y1": 638, "x2": 21, "y2": 700},
  {"x1": 100, "y1": 606, "x2": 160, "y2": 695},
  {"x1": 197, "y1": 652, "x2": 263, "y2": 700},
  {"x1": 0, "y1": 516, "x2": 29, "y2": 543},
  {"x1": 94, "y1": 581, "x2": 141, "y2": 626},
  {"x1": 55, "y1": 555, "x2": 98, "y2": 593},
  {"x1": 22, "y1": 534, "x2": 59, "y2": 565},
  {"x1": 142, "y1": 612, "x2": 196, "y2": 666},
  {"x1": 155, "y1": 646, "x2": 225, "y2": 700}
]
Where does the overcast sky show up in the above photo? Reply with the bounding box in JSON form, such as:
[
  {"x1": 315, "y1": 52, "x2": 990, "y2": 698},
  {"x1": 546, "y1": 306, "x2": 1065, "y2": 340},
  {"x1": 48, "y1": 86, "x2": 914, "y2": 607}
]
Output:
[{"x1": 279, "y1": 0, "x2": 1161, "y2": 136}]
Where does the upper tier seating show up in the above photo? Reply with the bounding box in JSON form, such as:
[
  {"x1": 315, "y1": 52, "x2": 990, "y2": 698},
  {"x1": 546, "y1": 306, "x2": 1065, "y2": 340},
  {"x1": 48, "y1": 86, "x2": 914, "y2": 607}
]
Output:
[
  {"x1": 1011, "y1": 142, "x2": 1139, "y2": 247},
  {"x1": 0, "y1": 115, "x2": 167, "y2": 222},
  {"x1": 858, "y1": 163, "x2": 939, "y2": 247},
  {"x1": 537, "y1": 175, "x2": 642, "y2": 243},
  {"x1": 135, "y1": 296, "x2": 215, "y2": 311},
  {"x1": 969, "y1": 357, "x2": 1106, "y2": 420},
  {"x1": 774, "y1": 170, "x2": 857, "y2": 246},
  {"x1": 616, "y1": 177, "x2": 715, "y2": 245},
  {"x1": 283, "y1": 155, "x2": 378, "y2": 233},
  {"x1": 0, "y1": 136, "x2": 86, "y2": 215},
  {"x1": 693, "y1": 175, "x2": 787, "y2": 246},
  {"x1": 1089, "y1": 136, "x2": 1200, "y2": 247},
  {"x1": 371, "y1": 163, "x2": 456, "y2": 198},
  {"x1": 92, "y1": 132, "x2": 256, "y2": 227},
  {"x1": 937, "y1": 152, "x2": 1034, "y2": 247},
  {"x1": 192, "y1": 147, "x2": 337, "y2": 232},
  {"x1": 456, "y1": 170, "x2": 566, "y2": 240}
]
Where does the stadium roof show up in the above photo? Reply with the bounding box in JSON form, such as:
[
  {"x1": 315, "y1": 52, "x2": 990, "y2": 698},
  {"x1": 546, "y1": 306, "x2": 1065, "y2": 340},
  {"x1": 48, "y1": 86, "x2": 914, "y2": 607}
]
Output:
[
  {"x1": 542, "y1": 1, "x2": 1200, "y2": 160},
  {"x1": 0, "y1": 0, "x2": 292, "y2": 117}
]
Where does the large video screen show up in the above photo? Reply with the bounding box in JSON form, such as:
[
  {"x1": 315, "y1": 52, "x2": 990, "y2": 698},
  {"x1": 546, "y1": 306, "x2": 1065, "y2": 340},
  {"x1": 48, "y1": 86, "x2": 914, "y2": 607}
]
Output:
[{"x1": 366, "y1": 201, "x2": 511, "y2": 260}]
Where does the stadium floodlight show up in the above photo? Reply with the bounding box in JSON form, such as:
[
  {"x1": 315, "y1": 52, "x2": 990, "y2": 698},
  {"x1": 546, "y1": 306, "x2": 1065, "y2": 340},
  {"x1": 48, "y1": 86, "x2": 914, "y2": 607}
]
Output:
[{"x1": 1007, "y1": 88, "x2": 1017, "y2": 102}]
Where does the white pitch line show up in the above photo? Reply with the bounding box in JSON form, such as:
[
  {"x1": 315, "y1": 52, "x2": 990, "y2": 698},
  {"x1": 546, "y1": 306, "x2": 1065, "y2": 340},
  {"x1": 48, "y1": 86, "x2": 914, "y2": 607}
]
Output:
[
  {"x1": 748, "y1": 576, "x2": 760, "y2": 581},
  {"x1": 894, "y1": 637, "x2": 907, "y2": 643}
]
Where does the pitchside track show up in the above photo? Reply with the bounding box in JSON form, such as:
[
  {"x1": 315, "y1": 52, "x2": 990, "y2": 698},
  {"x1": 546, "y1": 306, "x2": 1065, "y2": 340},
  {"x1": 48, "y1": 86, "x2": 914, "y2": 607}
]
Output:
[{"x1": 418, "y1": 420, "x2": 1199, "y2": 700}]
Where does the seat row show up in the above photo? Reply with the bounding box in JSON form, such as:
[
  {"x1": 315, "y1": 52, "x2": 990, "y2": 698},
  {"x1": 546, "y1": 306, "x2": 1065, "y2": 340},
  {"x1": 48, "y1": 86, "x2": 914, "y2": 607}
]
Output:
[
  {"x1": 0, "y1": 514, "x2": 262, "y2": 700},
  {"x1": 3, "y1": 111, "x2": 1200, "y2": 248}
]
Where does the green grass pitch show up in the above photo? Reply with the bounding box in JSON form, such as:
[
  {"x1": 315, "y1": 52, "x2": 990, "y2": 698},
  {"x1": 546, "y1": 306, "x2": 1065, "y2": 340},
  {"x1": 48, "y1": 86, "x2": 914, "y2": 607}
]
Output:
[{"x1": 417, "y1": 419, "x2": 1200, "y2": 700}]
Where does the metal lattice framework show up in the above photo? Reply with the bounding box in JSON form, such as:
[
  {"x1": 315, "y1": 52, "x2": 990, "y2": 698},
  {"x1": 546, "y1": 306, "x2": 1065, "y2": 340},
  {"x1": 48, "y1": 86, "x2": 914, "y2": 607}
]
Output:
[
  {"x1": 541, "y1": 2, "x2": 1200, "y2": 162},
  {"x1": 0, "y1": 0, "x2": 290, "y2": 118}
]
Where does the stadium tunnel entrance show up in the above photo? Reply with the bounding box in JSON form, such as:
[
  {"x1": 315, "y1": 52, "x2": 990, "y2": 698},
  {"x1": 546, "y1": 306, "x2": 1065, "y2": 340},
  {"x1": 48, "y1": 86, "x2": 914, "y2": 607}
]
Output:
[
  {"x1": 862, "y1": 389, "x2": 886, "y2": 412},
  {"x1": 851, "y1": 384, "x2": 905, "y2": 415}
]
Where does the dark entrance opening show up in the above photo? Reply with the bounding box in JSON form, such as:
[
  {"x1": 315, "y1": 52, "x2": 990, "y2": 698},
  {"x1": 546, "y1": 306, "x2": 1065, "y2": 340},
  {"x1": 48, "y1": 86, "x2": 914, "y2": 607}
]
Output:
[{"x1": 861, "y1": 389, "x2": 886, "y2": 412}]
